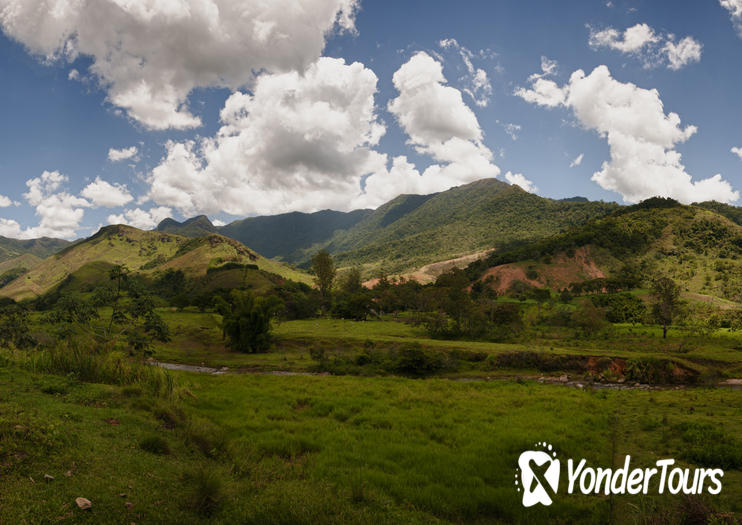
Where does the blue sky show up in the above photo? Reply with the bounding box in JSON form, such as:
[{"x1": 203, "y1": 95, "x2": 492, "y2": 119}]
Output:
[{"x1": 0, "y1": 0, "x2": 741, "y2": 239}]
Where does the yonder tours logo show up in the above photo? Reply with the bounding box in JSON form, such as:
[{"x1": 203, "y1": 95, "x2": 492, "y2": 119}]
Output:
[{"x1": 515, "y1": 442, "x2": 724, "y2": 507}]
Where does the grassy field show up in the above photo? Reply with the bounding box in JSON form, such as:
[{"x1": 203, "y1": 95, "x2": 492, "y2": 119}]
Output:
[
  {"x1": 1, "y1": 358, "x2": 740, "y2": 524},
  {"x1": 3, "y1": 306, "x2": 741, "y2": 523}
]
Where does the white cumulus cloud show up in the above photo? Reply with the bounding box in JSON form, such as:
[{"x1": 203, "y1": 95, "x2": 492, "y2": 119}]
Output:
[
  {"x1": 145, "y1": 52, "x2": 500, "y2": 215},
  {"x1": 570, "y1": 153, "x2": 584, "y2": 168},
  {"x1": 363, "y1": 51, "x2": 500, "y2": 206},
  {"x1": 81, "y1": 176, "x2": 134, "y2": 208},
  {"x1": 108, "y1": 146, "x2": 139, "y2": 162},
  {"x1": 147, "y1": 57, "x2": 386, "y2": 216},
  {"x1": 589, "y1": 23, "x2": 659, "y2": 53},
  {"x1": 589, "y1": 23, "x2": 702, "y2": 70},
  {"x1": 663, "y1": 37, "x2": 703, "y2": 70},
  {"x1": 0, "y1": 218, "x2": 24, "y2": 238},
  {"x1": 732, "y1": 146, "x2": 742, "y2": 159},
  {"x1": 0, "y1": 0, "x2": 358, "y2": 129},
  {"x1": 504, "y1": 172, "x2": 537, "y2": 193},
  {"x1": 720, "y1": 0, "x2": 742, "y2": 36},
  {"x1": 107, "y1": 206, "x2": 173, "y2": 230},
  {"x1": 0, "y1": 194, "x2": 18, "y2": 207},
  {"x1": 516, "y1": 65, "x2": 738, "y2": 204},
  {"x1": 13, "y1": 170, "x2": 92, "y2": 239}
]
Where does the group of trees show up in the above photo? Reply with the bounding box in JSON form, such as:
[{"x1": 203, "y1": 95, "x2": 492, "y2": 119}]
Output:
[{"x1": 0, "y1": 265, "x2": 171, "y2": 354}]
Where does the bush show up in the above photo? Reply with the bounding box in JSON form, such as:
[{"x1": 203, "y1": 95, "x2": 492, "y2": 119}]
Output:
[{"x1": 388, "y1": 344, "x2": 445, "y2": 377}]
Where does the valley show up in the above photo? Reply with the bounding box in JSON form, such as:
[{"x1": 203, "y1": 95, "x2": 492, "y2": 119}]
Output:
[{"x1": 1, "y1": 183, "x2": 741, "y2": 523}]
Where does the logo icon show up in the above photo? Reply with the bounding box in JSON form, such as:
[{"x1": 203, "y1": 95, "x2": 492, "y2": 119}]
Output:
[{"x1": 515, "y1": 442, "x2": 560, "y2": 507}]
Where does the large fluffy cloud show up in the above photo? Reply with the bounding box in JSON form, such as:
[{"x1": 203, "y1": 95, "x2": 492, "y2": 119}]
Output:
[
  {"x1": 147, "y1": 57, "x2": 385, "y2": 215},
  {"x1": 721, "y1": 0, "x2": 742, "y2": 36},
  {"x1": 516, "y1": 65, "x2": 738, "y2": 204},
  {"x1": 381, "y1": 52, "x2": 499, "y2": 183},
  {"x1": 81, "y1": 176, "x2": 134, "y2": 207},
  {"x1": 353, "y1": 53, "x2": 501, "y2": 208},
  {"x1": 0, "y1": 0, "x2": 358, "y2": 129},
  {"x1": 146, "y1": 52, "x2": 500, "y2": 215},
  {"x1": 588, "y1": 23, "x2": 702, "y2": 70}
]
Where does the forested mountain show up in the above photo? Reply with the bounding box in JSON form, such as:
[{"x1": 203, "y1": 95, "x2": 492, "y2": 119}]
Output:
[{"x1": 303, "y1": 179, "x2": 620, "y2": 276}]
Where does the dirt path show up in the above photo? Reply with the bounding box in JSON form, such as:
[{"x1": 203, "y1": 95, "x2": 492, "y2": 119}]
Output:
[{"x1": 149, "y1": 361, "x2": 742, "y2": 390}]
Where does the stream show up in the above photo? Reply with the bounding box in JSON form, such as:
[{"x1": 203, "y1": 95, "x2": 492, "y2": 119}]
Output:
[{"x1": 149, "y1": 360, "x2": 742, "y2": 390}]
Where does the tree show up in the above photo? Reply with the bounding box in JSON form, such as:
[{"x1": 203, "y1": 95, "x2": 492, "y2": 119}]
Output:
[
  {"x1": 571, "y1": 301, "x2": 607, "y2": 337},
  {"x1": 339, "y1": 267, "x2": 363, "y2": 295},
  {"x1": 311, "y1": 250, "x2": 336, "y2": 309},
  {"x1": 216, "y1": 291, "x2": 283, "y2": 353},
  {"x1": 651, "y1": 277, "x2": 681, "y2": 338},
  {"x1": 44, "y1": 296, "x2": 99, "y2": 341},
  {"x1": 92, "y1": 265, "x2": 171, "y2": 354}
]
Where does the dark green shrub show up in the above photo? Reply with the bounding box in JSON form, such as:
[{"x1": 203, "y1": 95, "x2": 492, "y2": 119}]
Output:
[{"x1": 389, "y1": 344, "x2": 445, "y2": 377}]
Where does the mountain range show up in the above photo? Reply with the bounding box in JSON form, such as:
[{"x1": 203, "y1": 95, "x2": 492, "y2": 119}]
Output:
[
  {"x1": 2, "y1": 178, "x2": 742, "y2": 304},
  {"x1": 156, "y1": 179, "x2": 620, "y2": 276}
]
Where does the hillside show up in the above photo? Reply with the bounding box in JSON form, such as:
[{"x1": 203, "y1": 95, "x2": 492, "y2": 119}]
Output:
[
  {"x1": 0, "y1": 253, "x2": 42, "y2": 274},
  {"x1": 469, "y1": 198, "x2": 742, "y2": 303},
  {"x1": 218, "y1": 208, "x2": 371, "y2": 260},
  {"x1": 0, "y1": 235, "x2": 70, "y2": 263},
  {"x1": 0, "y1": 225, "x2": 311, "y2": 300},
  {"x1": 300, "y1": 179, "x2": 620, "y2": 276}
]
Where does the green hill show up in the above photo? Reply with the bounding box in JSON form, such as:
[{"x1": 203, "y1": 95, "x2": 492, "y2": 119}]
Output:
[
  {"x1": 0, "y1": 225, "x2": 311, "y2": 301},
  {"x1": 468, "y1": 198, "x2": 742, "y2": 303},
  {"x1": 299, "y1": 179, "x2": 620, "y2": 276},
  {"x1": 0, "y1": 235, "x2": 70, "y2": 263}
]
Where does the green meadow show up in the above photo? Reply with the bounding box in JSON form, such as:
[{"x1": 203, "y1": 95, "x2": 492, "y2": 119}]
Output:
[{"x1": 1, "y1": 357, "x2": 740, "y2": 524}]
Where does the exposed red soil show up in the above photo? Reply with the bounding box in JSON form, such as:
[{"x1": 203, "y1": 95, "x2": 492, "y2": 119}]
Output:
[{"x1": 479, "y1": 246, "x2": 606, "y2": 294}]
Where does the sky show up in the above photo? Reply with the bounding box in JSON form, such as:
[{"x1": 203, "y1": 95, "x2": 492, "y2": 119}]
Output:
[{"x1": 1, "y1": 0, "x2": 742, "y2": 240}]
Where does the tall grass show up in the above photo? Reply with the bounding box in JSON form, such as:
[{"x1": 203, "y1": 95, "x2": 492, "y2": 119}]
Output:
[{"x1": 3, "y1": 342, "x2": 174, "y2": 397}]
